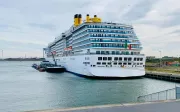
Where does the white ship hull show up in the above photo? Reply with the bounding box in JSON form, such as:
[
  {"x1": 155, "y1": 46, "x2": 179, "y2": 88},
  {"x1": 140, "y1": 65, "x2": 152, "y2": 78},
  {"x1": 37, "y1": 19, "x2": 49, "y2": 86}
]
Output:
[{"x1": 46, "y1": 55, "x2": 145, "y2": 78}]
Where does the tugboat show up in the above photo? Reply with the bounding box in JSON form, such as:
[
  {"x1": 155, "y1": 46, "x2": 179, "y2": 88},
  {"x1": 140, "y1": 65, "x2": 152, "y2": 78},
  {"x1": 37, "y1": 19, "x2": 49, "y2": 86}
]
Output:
[
  {"x1": 32, "y1": 52, "x2": 65, "y2": 73},
  {"x1": 32, "y1": 63, "x2": 46, "y2": 72},
  {"x1": 45, "y1": 51, "x2": 65, "y2": 73},
  {"x1": 46, "y1": 65, "x2": 65, "y2": 73}
]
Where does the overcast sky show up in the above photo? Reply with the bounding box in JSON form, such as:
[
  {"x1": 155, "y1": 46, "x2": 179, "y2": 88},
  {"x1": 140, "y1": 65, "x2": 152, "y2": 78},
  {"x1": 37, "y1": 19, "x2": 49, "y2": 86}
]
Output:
[{"x1": 0, "y1": 0, "x2": 180, "y2": 58}]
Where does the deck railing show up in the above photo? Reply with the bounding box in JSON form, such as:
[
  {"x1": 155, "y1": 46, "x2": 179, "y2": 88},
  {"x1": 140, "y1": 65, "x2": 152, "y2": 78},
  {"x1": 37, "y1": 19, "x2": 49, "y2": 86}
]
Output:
[{"x1": 137, "y1": 87, "x2": 180, "y2": 102}]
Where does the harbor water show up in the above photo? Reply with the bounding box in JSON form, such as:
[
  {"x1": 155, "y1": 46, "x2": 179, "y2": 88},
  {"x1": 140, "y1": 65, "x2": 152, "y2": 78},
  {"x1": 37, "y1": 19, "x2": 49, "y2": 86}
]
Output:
[{"x1": 0, "y1": 61, "x2": 179, "y2": 112}]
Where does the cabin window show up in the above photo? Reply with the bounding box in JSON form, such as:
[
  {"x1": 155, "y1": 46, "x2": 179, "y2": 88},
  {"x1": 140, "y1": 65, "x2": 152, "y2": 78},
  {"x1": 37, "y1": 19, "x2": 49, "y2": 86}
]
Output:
[
  {"x1": 140, "y1": 58, "x2": 143, "y2": 61},
  {"x1": 123, "y1": 63, "x2": 127, "y2": 65},
  {"x1": 119, "y1": 62, "x2": 122, "y2": 65},
  {"x1": 85, "y1": 57, "x2": 90, "y2": 60},
  {"x1": 103, "y1": 57, "x2": 107, "y2": 60},
  {"x1": 108, "y1": 62, "x2": 111, "y2": 65},
  {"x1": 140, "y1": 63, "x2": 143, "y2": 65},
  {"x1": 96, "y1": 51, "x2": 100, "y2": 54},
  {"x1": 128, "y1": 63, "x2": 131, "y2": 65},
  {"x1": 112, "y1": 51, "x2": 116, "y2": 54},
  {"x1": 100, "y1": 51, "x2": 104, "y2": 54},
  {"x1": 114, "y1": 57, "x2": 118, "y2": 61},
  {"x1": 134, "y1": 58, "x2": 137, "y2": 61},
  {"x1": 83, "y1": 62, "x2": 90, "y2": 64},
  {"x1": 124, "y1": 57, "x2": 127, "y2": 61},
  {"x1": 119, "y1": 57, "x2": 122, "y2": 61},
  {"x1": 128, "y1": 58, "x2": 132, "y2": 61},
  {"x1": 102, "y1": 62, "x2": 106, "y2": 65},
  {"x1": 108, "y1": 57, "x2": 112, "y2": 60},
  {"x1": 106, "y1": 51, "x2": 110, "y2": 54},
  {"x1": 137, "y1": 58, "x2": 140, "y2": 61},
  {"x1": 137, "y1": 63, "x2": 139, "y2": 65},
  {"x1": 114, "y1": 62, "x2": 117, "y2": 65},
  {"x1": 97, "y1": 62, "x2": 101, "y2": 65},
  {"x1": 98, "y1": 57, "x2": 102, "y2": 60},
  {"x1": 116, "y1": 51, "x2": 120, "y2": 55}
]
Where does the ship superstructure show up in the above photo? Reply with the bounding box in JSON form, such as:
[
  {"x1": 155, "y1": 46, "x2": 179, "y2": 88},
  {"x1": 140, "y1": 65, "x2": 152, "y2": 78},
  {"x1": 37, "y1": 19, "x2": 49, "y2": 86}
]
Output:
[{"x1": 45, "y1": 14, "x2": 146, "y2": 77}]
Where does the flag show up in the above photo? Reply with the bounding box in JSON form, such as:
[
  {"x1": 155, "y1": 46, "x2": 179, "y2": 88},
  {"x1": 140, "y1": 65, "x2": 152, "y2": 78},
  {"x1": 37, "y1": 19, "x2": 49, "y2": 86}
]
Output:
[
  {"x1": 128, "y1": 44, "x2": 131, "y2": 50},
  {"x1": 64, "y1": 46, "x2": 72, "y2": 51},
  {"x1": 52, "y1": 51, "x2": 56, "y2": 55},
  {"x1": 124, "y1": 40, "x2": 128, "y2": 49},
  {"x1": 69, "y1": 46, "x2": 72, "y2": 50}
]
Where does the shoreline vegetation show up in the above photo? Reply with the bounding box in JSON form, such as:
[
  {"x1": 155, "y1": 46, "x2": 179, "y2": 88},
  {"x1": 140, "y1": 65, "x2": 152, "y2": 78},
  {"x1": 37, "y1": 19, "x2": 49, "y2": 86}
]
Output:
[
  {"x1": 146, "y1": 67, "x2": 180, "y2": 74},
  {"x1": 146, "y1": 57, "x2": 180, "y2": 74},
  {"x1": 0, "y1": 58, "x2": 44, "y2": 61}
]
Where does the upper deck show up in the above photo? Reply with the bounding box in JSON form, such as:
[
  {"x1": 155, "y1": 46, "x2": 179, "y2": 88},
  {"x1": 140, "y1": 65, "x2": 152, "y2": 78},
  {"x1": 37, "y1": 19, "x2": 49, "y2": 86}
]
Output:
[{"x1": 46, "y1": 14, "x2": 144, "y2": 57}]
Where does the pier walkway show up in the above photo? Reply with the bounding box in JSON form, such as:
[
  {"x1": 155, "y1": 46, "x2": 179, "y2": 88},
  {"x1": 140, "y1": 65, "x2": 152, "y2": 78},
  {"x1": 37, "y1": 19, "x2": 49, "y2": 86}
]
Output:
[{"x1": 28, "y1": 100, "x2": 180, "y2": 112}]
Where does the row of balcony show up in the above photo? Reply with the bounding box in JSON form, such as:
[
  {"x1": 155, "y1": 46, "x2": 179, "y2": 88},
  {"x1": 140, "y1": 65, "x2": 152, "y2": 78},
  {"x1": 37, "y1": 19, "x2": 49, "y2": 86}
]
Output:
[
  {"x1": 88, "y1": 30, "x2": 133, "y2": 34},
  {"x1": 90, "y1": 35, "x2": 133, "y2": 38},
  {"x1": 91, "y1": 45, "x2": 142, "y2": 49},
  {"x1": 90, "y1": 40, "x2": 140, "y2": 44},
  {"x1": 87, "y1": 25, "x2": 132, "y2": 30}
]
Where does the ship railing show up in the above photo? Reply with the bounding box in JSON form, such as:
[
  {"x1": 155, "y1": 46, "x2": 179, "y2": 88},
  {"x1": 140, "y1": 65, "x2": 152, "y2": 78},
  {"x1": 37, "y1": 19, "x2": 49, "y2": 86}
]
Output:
[
  {"x1": 90, "y1": 40, "x2": 141, "y2": 44},
  {"x1": 137, "y1": 87, "x2": 180, "y2": 102},
  {"x1": 89, "y1": 53, "x2": 145, "y2": 56},
  {"x1": 58, "y1": 53, "x2": 145, "y2": 57}
]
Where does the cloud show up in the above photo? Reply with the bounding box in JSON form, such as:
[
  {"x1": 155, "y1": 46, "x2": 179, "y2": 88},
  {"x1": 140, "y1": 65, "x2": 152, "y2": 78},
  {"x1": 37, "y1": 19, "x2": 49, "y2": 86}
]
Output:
[
  {"x1": 135, "y1": 0, "x2": 180, "y2": 28},
  {"x1": 0, "y1": 39, "x2": 45, "y2": 58},
  {"x1": 28, "y1": 23, "x2": 56, "y2": 30},
  {"x1": 121, "y1": 0, "x2": 158, "y2": 21},
  {"x1": 169, "y1": 29, "x2": 180, "y2": 35},
  {"x1": 0, "y1": 0, "x2": 180, "y2": 57}
]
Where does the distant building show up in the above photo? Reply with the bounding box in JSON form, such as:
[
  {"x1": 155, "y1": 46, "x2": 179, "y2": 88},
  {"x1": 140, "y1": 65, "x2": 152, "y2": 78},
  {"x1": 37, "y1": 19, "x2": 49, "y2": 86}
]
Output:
[
  {"x1": 162, "y1": 56, "x2": 174, "y2": 59},
  {"x1": 146, "y1": 56, "x2": 156, "y2": 59}
]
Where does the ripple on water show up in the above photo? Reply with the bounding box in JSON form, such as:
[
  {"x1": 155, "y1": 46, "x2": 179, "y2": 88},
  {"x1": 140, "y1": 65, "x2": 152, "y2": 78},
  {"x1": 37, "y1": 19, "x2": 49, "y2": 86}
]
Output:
[{"x1": 0, "y1": 61, "x2": 178, "y2": 112}]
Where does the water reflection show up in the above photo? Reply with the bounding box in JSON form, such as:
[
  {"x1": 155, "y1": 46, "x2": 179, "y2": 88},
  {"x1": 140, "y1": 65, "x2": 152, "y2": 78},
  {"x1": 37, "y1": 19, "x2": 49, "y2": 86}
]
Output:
[{"x1": 0, "y1": 61, "x2": 179, "y2": 112}]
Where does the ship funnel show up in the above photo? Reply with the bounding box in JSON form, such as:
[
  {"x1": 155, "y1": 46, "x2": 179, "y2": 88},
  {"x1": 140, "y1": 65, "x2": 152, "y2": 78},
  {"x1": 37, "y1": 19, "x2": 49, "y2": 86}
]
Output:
[
  {"x1": 93, "y1": 15, "x2": 101, "y2": 22},
  {"x1": 92, "y1": 15, "x2": 97, "y2": 22},
  {"x1": 86, "y1": 14, "x2": 90, "y2": 22},
  {"x1": 74, "y1": 14, "x2": 79, "y2": 27},
  {"x1": 78, "y1": 14, "x2": 82, "y2": 25}
]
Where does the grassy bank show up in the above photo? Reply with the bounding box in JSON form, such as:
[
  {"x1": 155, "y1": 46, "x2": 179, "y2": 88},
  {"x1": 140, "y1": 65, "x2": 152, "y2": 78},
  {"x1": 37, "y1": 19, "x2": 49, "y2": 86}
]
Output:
[{"x1": 145, "y1": 66, "x2": 180, "y2": 74}]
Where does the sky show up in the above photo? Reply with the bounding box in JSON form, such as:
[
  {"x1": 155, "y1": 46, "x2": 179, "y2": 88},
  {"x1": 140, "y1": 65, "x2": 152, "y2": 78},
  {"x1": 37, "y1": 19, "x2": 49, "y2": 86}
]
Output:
[{"x1": 0, "y1": 0, "x2": 180, "y2": 58}]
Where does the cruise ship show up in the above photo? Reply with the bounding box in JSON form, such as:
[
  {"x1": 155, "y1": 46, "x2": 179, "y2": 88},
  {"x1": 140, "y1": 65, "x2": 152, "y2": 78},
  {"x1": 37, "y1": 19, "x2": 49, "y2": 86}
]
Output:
[{"x1": 44, "y1": 14, "x2": 146, "y2": 78}]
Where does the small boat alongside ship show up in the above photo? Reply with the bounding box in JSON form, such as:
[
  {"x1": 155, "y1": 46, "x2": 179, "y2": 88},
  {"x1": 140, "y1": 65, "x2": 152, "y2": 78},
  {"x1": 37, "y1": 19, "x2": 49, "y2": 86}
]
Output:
[
  {"x1": 46, "y1": 66, "x2": 65, "y2": 73},
  {"x1": 32, "y1": 61, "x2": 65, "y2": 73},
  {"x1": 32, "y1": 63, "x2": 45, "y2": 72},
  {"x1": 32, "y1": 48, "x2": 65, "y2": 73}
]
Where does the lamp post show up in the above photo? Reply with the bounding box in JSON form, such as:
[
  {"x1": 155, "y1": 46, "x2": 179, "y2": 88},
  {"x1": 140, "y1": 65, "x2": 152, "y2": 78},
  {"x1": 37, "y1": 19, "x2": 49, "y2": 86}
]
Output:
[
  {"x1": 178, "y1": 55, "x2": 180, "y2": 72},
  {"x1": 43, "y1": 50, "x2": 44, "y2": 58},
  {"x1": 159, "y1": 50, "x2": 161, "y2": 67},
  {"x1": 1, "y1": 50, "x2": 3, "y2": 59}
]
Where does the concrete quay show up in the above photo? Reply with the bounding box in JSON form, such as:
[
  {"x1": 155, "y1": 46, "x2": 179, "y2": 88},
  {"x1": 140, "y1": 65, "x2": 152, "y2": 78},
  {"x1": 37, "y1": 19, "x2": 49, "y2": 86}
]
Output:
[
  {"x1": 27, "y1": 99, "x2": 180, "y2": 112},
  {"x1": 145, "y1": 71, "x2": 180, "y2": 82}
]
